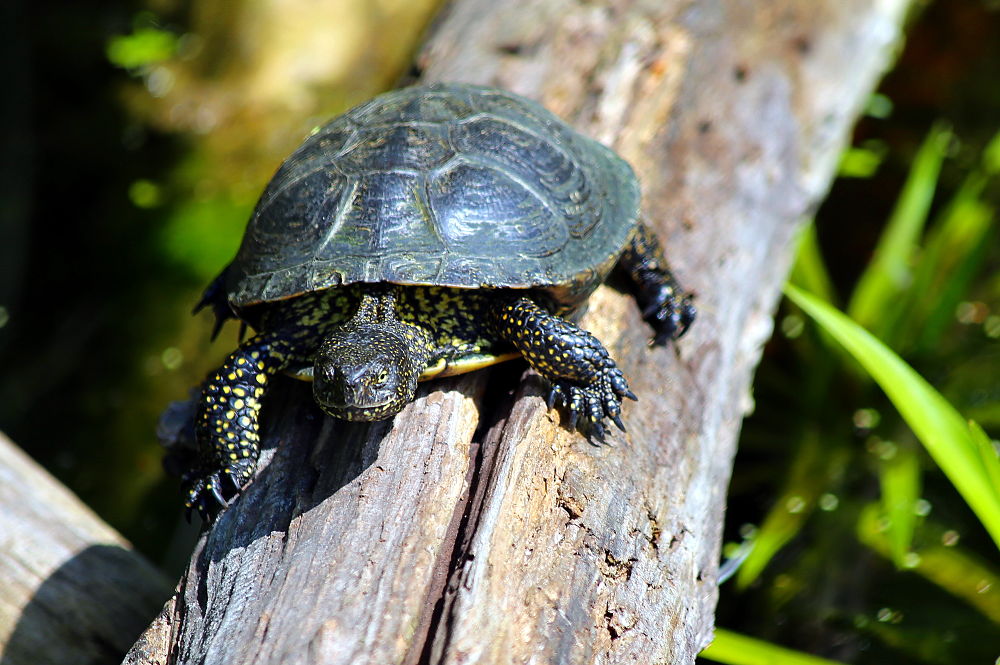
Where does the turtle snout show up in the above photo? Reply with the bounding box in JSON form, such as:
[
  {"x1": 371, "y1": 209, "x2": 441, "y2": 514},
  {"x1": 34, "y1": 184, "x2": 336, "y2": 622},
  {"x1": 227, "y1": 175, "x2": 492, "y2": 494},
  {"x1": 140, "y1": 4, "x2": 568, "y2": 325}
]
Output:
[
  {"x1": 317, "y1": 365, "x2": 352, "y2": 404},
  {"x1": 313, "y1": 360, "x2": 409, "y2": 422}
]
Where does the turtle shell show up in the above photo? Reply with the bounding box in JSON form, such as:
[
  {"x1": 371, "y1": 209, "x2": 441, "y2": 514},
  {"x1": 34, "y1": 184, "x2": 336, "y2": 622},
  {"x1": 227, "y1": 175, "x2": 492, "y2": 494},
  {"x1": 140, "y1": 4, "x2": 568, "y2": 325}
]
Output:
[{"x1": 226, "y1": 83, "x2": 641, "y2": 309}]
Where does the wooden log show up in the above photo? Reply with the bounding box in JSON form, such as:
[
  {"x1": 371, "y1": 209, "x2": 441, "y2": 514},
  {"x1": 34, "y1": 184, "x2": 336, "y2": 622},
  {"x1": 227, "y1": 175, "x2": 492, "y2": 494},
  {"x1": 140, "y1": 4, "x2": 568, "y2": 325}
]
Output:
[
  {"x1": 0, "y1": 431, "x2": 171, "y2": 665},
  {"x1": 126, "y1": 0, "x2": 912, "y2": 663}
]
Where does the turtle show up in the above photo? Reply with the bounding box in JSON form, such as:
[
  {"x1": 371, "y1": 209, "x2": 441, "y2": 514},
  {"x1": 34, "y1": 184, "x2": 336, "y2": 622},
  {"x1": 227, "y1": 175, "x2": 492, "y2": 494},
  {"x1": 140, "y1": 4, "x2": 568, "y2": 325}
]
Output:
[{"x1": 183, "y1": 82, "x2": 695, "y2": 519}]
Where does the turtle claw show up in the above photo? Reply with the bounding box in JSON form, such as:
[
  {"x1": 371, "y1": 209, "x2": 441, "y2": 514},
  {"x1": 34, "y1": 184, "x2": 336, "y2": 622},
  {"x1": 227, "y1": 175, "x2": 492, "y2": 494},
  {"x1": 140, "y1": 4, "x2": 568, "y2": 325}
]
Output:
[
  {"x1": 547, "y1": 385, "x2": 560, "y2": 409},
  {"x1": 182, "y1": 469, "x2": 237, "y2": 523},
  {"x1": 610, "y1": 412, "x2": 626, "y2": 433},
  {"x1": 226, "y1": 470, "x2": 244, "y2": 493},
  {"x1": 210, "y1": 482, "x2": 228, "y2": 508},
  {"x1": 547, "y1": 367, "x2": 633, "y2": 440}
]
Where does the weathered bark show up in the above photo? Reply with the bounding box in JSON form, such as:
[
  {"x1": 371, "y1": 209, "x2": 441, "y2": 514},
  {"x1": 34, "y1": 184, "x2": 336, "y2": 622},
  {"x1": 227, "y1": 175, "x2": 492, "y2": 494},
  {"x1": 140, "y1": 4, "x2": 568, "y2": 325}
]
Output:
[
  {"x1": 127, "y1": 0, "x2": 913, "y2": 663},
  {"x1": 0, "y1": 431, "x2": 172, "y2": 665}
]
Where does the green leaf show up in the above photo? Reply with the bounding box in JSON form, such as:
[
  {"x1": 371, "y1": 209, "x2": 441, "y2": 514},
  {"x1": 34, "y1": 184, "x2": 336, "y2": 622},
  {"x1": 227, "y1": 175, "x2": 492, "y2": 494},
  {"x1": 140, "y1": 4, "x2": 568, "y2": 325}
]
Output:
[
  {"x1": 865, "y1": 93, "x2": 894, "y2": 120},
  {"x1": 788, "y1": 222, "x2": 836, "y2": 304},
  {"x1": 736, "y1": 430, "x2": 849, "y2": 588},
  {"x1": 970, "y1": 421, "x2": 1000, "y2": 498},
  {"x1": 982, "y1": 129, "x2": 1000, "y2": 175},
  {"x1": 857, "y1": 505, "x2": 1000, "y2": 622},
  {"x1": 702, "y1": 628, "x2": 848, "y2": 665},
  {"x1": 879, "y1": 158, "x2": 996, "y2": 353},
  {"x1": 914, "y1": 183, "x2": 994, "y2": 352},
  {"x1": 847, "y1": 124, "x2": 951, "y2": 337},
  {"x1": 877, "y1": 442, "x2": 922, "y2": 567},
  {"x1": 838, "y1": 145, "x2": 885, "y2": 178},
  {"x1": 786, "y1": 284, "x2": 1000, "y2": 549},
  {"x1": 107, "y1": 27, "x2": 179, "y2": 69}
]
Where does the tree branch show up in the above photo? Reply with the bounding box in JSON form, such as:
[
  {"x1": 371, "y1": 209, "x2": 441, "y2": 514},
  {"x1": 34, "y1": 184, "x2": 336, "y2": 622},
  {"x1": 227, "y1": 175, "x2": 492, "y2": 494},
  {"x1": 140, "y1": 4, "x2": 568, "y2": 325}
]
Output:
[{"x1": 0, "y1": 432, "x2": 171, "y2": 665}]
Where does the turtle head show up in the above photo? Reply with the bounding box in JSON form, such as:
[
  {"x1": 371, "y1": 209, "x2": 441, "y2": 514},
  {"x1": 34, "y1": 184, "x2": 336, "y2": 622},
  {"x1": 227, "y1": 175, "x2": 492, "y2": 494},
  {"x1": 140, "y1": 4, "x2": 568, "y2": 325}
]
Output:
[{"x1": 312, "y1": 323, "x2": 421, "y2": 422}]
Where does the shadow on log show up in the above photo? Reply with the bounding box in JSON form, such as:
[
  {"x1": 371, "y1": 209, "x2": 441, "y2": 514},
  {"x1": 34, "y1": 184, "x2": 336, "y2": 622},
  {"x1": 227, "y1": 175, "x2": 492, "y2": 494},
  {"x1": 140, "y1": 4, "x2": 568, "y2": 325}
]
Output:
[
  {"x1": 126, "y1": 0, "x2": 913, "y2": 663},
  {"x1": 0, "y1": 432, "x2": 171, "y2": 665}
]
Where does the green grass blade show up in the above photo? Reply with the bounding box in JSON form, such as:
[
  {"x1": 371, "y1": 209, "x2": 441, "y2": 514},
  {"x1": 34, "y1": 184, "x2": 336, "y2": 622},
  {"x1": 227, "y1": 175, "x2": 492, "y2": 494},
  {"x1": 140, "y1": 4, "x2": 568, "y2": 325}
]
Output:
[
  {"x1": 786, "y1": 284, "x2": 1000, "y2": 549},
  {"x1": 970, "y1": 421, "x2": 1000, "y2": 496},
  {"x1": 914, "y1": 186, "x2": 995, "y2": 352},
  {"x1": 701, "y1": 628, "x2": 848, "y2": 665},
  {"x1": 847, "y1": 124, "x2": 951, "y2": 336},
  {"x1": 857, "y1": 505, "x2": 1000, "y2": 622},
  {"x1": 736, "y1": 430, "x2": 849, "y2": 588},
  {"x1": 983, "y1": 129, "x2": 1000, "y2": 174},
  {"x1": 838, "y1": 143, "x2": 886, "y2": 178},
  {"x1": 882, "y1": 162, "x2": 996, "y2": 353},
  {"x1": 787, "y1": 223, "x2": 870, "y2": 380},
  {"x1": 788, "y1": 222, "x2": 836, "y2": 304},
  {"x1": 877, "y1": 443, "x2": 922, "y2": 567}
]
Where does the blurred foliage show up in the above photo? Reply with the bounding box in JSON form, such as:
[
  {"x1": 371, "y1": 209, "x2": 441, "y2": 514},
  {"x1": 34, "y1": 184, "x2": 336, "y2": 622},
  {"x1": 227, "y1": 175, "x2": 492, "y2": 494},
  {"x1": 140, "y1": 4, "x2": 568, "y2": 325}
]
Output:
[
  {"x1": 106, "y1": 23, "x2": 179, "y2": 69},
  {"x1": 0, "y1": 0, "x2": 440, "y2": 568},
  {"x1": 704, "y1": 629, "x2": 848, "y2": 665},
  {"x1": 710, "y1": 3, "x2": 1000, "y2": 663}
]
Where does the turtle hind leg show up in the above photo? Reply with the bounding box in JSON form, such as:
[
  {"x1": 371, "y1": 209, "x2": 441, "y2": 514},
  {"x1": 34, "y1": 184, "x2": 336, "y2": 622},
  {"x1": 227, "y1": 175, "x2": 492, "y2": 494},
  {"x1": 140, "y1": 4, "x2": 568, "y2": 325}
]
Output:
[
  {"x1": 184, "y1": 332, "x2": 293, "y2": 521},
  {"x1": 490, "y1": 297, "x2": 635, "y2": 438},
  {"x1": 618, "y1": 221, "x2": 696, "y2": 346}
]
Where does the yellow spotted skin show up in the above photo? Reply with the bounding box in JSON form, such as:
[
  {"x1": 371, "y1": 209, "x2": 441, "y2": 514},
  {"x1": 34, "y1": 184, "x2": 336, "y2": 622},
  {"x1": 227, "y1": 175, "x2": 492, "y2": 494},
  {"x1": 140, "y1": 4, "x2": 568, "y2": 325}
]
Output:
[
  {"x1": 185, "y1": 284, "x2": 518, "y2": 518},
  {"x1": 488, "y1": 298, "x2": 635, "y2": 434},
  {"x1": 619, "y1": 222, "x2": 696, "y2": 344},
  {"x1": 261, "y1": 285, "x2": 503, "y2": 374},
  {"x1": 187, "y1": 336, "x2": 287, "y2": 510},
  {"x1": 184, "y1": 222, "x2": 695, "y2": 519}
]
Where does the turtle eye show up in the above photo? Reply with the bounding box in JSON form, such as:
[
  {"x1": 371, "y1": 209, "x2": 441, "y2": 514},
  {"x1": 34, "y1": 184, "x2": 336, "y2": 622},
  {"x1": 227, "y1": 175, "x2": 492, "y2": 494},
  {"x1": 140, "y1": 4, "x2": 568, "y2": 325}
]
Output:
[{"x1": 373, "y1": 368, "x2": 390, "y2": 387}]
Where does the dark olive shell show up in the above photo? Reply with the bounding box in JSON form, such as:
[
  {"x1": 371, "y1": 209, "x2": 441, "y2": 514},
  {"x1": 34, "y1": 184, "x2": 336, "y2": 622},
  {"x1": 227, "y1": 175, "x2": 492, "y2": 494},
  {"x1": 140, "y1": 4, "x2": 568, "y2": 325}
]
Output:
[{"x1": 226, "y1": 83, "x2": 640, "y2": 309}]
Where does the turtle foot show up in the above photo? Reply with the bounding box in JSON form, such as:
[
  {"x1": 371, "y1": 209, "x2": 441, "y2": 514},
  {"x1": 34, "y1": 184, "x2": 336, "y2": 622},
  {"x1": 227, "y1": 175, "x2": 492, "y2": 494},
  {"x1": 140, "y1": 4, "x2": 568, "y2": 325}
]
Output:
[
  {"x1": 643, "y1": 288, "x2": 696, "y2": 346},
  {"x1": 182, "y1": 461, "x2": 254, "y2": 523},
  {"x1": 547, "y1": 367, "x2": 636, "y2": 440}
]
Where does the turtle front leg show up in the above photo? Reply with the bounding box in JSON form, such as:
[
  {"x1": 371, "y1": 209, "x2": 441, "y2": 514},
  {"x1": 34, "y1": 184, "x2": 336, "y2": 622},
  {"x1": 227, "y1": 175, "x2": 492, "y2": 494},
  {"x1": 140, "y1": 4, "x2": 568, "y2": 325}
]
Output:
[
  {"x1": 184, "y1": 333, "x2": 292, "y2": 521},
  {"x1": 490, "y1": 298, "x2": 635, "y2": 437},
  {"x1": 618, "y1": 221, "x2": 696, "y2": 345}
]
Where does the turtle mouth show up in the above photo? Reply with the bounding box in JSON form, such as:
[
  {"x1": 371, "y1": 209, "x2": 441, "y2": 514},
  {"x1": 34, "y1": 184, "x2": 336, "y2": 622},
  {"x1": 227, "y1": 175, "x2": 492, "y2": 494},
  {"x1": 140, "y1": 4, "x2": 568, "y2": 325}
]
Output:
[
  {"x1": 311, "y1": 311, "x2": 419, "y2": 423},
  {"x1": 322, "y1": 397, "x2": 401, "y2": 422},
  {"x1": 313, "y1": 372, "x2": 406, "y2": 421}
]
